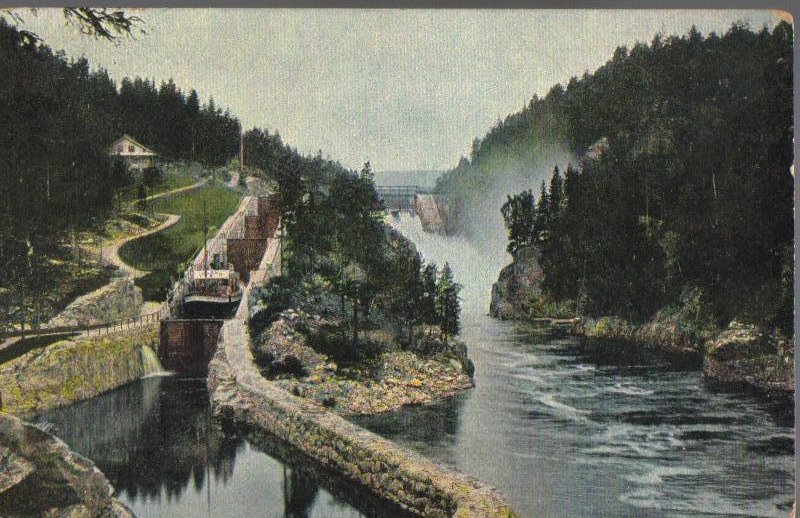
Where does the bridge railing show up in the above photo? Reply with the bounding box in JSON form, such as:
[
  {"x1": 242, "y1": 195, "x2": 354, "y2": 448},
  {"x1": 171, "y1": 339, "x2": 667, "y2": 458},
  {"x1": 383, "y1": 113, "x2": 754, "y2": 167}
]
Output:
[{"x1": 0, "y1": 308, "x2": 164, "y2": 341}]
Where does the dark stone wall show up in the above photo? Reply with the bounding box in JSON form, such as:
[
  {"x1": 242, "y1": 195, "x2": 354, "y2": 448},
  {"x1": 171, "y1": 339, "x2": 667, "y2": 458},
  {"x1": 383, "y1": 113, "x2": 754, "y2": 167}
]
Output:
[
  {"x1": 258, "y1": 196, "x2": 279, "y2": 237},
  {"x1": 244, "y1": 215, "x2": 263, "y2": 239},
  {"x1": 159, "y1": 319, "x2": 223, "y2": 373},
  {"x1": 227, "y1": 238, "x2": 269, "y2": 281}
]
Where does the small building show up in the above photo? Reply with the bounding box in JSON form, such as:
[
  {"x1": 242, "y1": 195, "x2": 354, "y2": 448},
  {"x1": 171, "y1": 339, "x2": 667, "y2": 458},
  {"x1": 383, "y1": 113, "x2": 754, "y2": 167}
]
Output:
[{"x1": 109, "y1": 135, "x2": 157, "y2": 171}]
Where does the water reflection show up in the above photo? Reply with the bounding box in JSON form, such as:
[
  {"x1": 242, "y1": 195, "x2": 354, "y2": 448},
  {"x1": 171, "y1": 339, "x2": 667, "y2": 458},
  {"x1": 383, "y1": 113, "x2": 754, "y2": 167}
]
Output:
[
  {"x1": 357, "y1": 317, "x2": 795, "y2": 518},
  {"x1": 40, "y1": 376, "x2": 411, "y2": 518},
  {"x1": 350, "y1": 391, "x2": 465, "y2": 469}
]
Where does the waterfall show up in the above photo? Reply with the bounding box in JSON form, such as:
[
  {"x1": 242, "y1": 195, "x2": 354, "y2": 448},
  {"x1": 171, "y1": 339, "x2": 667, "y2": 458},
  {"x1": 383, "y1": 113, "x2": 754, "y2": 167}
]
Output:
[
  {"x1": 387, "y1": 211, "x2": 509, "y2": 315},
  {"x1": 140, "y1": 345, "x2": 169, "y2": 377}
]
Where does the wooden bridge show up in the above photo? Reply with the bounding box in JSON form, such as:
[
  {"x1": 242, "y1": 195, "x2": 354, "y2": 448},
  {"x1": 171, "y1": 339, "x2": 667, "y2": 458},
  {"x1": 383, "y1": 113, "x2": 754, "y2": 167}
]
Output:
[{"x1": 375, "y1": 185, "x2": 431, "y2": 211}]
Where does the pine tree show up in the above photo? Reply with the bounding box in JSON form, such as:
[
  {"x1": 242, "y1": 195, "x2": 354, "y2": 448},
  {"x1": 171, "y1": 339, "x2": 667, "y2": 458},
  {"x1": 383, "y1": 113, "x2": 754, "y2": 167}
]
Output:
[
  {"x1": 420, "y1": 262, "x2": 439, "y2": 336},
  {"x1": 436, "y1": 263, "x2": 461, "y2": 343}
]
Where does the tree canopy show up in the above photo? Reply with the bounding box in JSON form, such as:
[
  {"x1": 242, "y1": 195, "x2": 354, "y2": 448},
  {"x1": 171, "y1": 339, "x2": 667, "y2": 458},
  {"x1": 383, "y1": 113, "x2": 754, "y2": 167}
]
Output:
[{"x1": 491, "y1": 22, "x2": 793, "y2": 331}]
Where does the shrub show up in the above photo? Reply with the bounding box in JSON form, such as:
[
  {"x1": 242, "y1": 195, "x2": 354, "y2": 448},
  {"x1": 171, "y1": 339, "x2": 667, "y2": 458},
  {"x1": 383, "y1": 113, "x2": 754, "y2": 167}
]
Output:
[
  {"x1": 249, "y1": 277, "x2": 298, "y2": 337},
  {"x1": 306, "y1": 322, "x2": 381, "y2": 365}
]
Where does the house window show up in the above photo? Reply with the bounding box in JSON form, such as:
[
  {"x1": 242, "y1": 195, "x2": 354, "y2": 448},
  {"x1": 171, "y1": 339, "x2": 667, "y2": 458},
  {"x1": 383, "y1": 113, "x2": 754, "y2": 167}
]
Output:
[
  {"x1": 117, "y1": 145, "x2": 123, "y2": 153},
  {"x1": 128, "y1": 144, "x2": 135, "y2": 153}
]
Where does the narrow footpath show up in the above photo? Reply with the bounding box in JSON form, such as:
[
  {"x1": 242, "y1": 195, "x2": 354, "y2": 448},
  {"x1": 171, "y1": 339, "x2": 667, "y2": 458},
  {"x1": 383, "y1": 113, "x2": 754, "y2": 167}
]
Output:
[{"x1": 0, "y1": 179, "x2": 207, "y2": 354}]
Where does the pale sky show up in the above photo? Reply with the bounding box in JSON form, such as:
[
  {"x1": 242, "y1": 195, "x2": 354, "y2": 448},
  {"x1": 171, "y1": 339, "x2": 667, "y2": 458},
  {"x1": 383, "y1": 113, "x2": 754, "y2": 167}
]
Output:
[{"x1": 19, "y1": 9, "x2": 782, "y2": 171}]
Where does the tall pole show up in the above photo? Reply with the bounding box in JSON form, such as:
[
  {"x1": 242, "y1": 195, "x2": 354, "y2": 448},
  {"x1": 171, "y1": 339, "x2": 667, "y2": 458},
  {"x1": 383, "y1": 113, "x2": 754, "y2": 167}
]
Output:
[
  {"x1": 203, "y1": 200, "x2": 208, "y2": 275},
  {"x1": 240, "y1": 132, "x2": 245, "y2": 177}
]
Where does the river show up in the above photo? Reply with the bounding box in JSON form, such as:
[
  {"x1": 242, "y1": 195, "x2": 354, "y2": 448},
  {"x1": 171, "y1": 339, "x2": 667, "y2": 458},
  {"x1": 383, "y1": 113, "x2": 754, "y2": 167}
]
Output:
[
  {"x1": 351, "y1": 212, "x2": 795, "y2": 517},
  {"x1": 39, "y1": 375, "x2": 409, "y2": 517},
  {"x1": 36, "y1": 211, "x2": 793, "y2": 518}
]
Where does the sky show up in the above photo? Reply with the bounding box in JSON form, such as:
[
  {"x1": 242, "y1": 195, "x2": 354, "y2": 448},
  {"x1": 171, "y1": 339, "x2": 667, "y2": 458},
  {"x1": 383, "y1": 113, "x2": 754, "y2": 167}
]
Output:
[{"x1": 18, "y1": 9, "x2": 784, "y2": 172}]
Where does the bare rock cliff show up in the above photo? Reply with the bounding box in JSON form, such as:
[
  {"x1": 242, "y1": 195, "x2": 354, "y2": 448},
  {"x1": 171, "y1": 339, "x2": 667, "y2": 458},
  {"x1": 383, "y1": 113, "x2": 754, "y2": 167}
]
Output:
[{"x1": 489, "y1": 246, "x2": 543, "y2": 320}]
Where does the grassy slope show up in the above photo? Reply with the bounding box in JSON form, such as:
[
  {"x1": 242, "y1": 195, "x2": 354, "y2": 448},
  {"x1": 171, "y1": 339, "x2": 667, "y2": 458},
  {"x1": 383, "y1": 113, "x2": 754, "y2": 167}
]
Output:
[
  {"x1": 119, "y1": 171, "x2": 198, "y2": 202},
  {"x1": 119, "y1": 184, "x2": 241, "y2": 301}
]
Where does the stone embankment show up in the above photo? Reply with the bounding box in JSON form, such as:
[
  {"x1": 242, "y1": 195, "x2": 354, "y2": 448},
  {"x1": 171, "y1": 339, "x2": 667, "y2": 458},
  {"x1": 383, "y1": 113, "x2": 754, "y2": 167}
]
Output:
[
  {"x1": 208, "y1": 316, "x2": 519, "y2": 518},
  {"x1": 0, "y1": 324, "x2": 159, "y2": 416},
  {"x1": 0, "y1": 413, "x2": 133, "y2": 517}
]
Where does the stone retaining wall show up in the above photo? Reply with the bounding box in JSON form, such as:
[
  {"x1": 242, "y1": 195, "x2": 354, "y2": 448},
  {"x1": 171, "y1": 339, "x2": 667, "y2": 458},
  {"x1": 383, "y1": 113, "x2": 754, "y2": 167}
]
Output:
[
  {"x1": 47, "y1": 276, "x2": 144, "y2": 329},
  {"x1": 0, "y1": 324, "x2": 158, "y2": 417},
  {"x1": 207, "y1": 317, "x2": 519, "y2": 518},
  {"x1": 159, "y1": 319, "x2": 223, "y2": 373}
]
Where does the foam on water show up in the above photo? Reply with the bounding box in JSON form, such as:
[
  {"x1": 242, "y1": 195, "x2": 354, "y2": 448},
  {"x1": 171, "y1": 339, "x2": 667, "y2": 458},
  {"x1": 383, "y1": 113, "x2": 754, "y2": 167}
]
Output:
[
  {"x1": 387, "y1": 212, "x2": 508, "y2": 314},
  {"x1": 140, "y1": 345, "x2": 170, "y2": 377},
  {"x1": 377, "y1": 208, "x2": 794, "y2": 517}
]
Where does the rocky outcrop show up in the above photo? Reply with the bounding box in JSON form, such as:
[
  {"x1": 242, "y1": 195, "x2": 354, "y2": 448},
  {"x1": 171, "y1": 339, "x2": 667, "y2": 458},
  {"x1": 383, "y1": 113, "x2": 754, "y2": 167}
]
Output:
[
  {"x1": 414, "y1": 194, "x2": 460, "y2": 235},
  {"x1": 0, "y1": 324, "x2": 158, "y2": 416},
  {"x1": 208, "y1": 317, "x2": 519, "y2": 517},
  {"x1": 490, "y1": 246, "x2": 543, "y2": 320},
  {"x1": 414, "y1": 194, "x2": 446, "y2": 234},
  {"x1": 704, "y1": 322, "x2": 793, "y2": 396},
  {"x1": 578, "y1": 316, "x2": 794, "y2": 394},
  {"x1": 252, "y1": 309, "x2": 474, "y2": 416},
  {"x1": 0, "y1": 413, "x2": 133, "y2": 517},
  {"x1": 48, "y1": 276, "x2": 144, "y2": 328}
]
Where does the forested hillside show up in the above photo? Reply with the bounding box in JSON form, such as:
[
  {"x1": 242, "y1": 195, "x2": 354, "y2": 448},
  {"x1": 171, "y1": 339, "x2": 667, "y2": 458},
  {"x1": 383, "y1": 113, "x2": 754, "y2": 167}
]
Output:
[
  {"x1": 0, "y1": 19, "x2": 240, "y2": 322},
  {"x1": 440, "y1": 22, "x2": 793, "y2": 331},
  {"x1": 244, "y1": 129, "x2": 463, "y2": 352}
]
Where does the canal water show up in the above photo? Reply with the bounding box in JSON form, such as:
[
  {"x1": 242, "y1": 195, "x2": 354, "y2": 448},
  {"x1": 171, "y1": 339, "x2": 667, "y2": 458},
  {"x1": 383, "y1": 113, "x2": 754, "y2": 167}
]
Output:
[
  {"x1": 35, "y1": 209, "x2": 793, "y2": 518},
  {"x1": 39, "y1": 375, "x2": 408, "y2": 518},
  {"x1": 350, "y1": 212, "x2": 795, "y2": 517}
]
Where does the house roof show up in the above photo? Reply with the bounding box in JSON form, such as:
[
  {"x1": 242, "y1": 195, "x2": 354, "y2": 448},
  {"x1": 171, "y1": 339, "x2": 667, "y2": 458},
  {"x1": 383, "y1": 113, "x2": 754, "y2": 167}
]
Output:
[{"x1": 110, "y1": 135, "x2": 157, "y2": 156}]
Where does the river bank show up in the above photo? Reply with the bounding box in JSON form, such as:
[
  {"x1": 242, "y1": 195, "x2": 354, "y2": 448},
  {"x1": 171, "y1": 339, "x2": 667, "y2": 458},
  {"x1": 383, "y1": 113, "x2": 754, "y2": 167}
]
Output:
[
  {"x1": 0, "y1": 323, "x2": 160, "y2": 417},
  {"x1": 0, "y1": 412, "x2": 133, "y2": 517},
  {"x1": 209, "y1": 314, "x2": 519, "y2": 517},
  {"x1": 490, "y1": 250, "x2": 795, "y2": 401},
  {"x1": 252, "y1": 309, "x2": 475, "y2": 416}
]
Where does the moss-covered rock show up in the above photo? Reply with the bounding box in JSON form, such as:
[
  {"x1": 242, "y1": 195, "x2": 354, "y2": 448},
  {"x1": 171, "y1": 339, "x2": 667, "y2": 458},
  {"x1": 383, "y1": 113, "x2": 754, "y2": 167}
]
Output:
[
  {"x1": 706, "y1": 322, "x2": 774, "y2": 361},
  {"x1": 0, "y1": 324, "x2": 158, "y2": 416},
  {"x1": 0, "y1": 413, "x2": 133, "y2": 517},
  {"x1": 47, "y1": 277, "x2": 144, "y2": 328}
]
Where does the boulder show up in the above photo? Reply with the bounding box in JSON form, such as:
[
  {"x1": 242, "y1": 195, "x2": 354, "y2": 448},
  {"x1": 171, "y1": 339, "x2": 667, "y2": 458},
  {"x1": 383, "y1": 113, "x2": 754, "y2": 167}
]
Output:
[
  {"x1": 489, "y1": 246, "x2": 543, "y2": 320},
  {"x1": 706, "y1": 322, "x2": 774, "y2": 361},
  {"x1": 0, "y1": 413, "x2": 133, "y2": 517}
]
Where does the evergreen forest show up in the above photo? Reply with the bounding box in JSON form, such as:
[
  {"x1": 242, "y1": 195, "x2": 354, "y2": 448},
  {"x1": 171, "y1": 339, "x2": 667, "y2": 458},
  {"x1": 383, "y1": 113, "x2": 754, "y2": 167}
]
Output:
[
  {"x1": 437, "y1": 22, "x2": 793, "y2": 333},
  {"x1": 0, "y1": 19, "x2": 240, "y2": 318}
]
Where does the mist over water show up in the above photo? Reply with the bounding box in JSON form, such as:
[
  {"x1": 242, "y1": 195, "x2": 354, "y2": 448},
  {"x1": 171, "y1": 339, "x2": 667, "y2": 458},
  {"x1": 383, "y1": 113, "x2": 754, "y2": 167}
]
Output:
[
  {"x1": 377, "y1": 209, "x2": 794, "y2": 517},
  {"x1": 388, "y1": 211, "x2": 507, "y2": 315},
  {"x1": 456, "y1": 147, "x2": 575, "y2": 244}
]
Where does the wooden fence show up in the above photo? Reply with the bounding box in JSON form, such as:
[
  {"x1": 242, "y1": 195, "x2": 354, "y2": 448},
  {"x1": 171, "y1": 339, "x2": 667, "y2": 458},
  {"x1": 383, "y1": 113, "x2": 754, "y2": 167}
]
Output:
[{"x1": 0, "y1": 309, "x2": 163, "y2": 341}]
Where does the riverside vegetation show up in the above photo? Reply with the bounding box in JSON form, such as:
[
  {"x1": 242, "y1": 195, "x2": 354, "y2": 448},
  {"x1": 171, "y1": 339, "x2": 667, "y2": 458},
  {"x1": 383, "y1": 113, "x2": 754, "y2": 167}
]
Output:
[
  {"x1": 442, "y1": 23, "x2": 794, "y2": 396},
  {"x1": 0, "y1": 18, "x2": 242, "y2": 337},
  {"x1": 241, "y1": 134, "x2": 476, "y2": 413}
]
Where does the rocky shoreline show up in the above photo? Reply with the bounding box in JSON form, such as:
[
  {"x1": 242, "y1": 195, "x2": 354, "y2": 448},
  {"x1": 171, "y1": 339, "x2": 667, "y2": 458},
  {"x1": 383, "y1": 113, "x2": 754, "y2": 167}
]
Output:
[
  {"x1": 491, "y1": 251, "x2": 794, "y2": 400},
  {"x1": 209, "y1": 315, "x2": 519, "y2": 517},
  {"x1": 252, "y1": 309, "x2": 475, "y2": 416},
  {"x1": 0, "y1": 413, "x2": 133, "y2": 517}
]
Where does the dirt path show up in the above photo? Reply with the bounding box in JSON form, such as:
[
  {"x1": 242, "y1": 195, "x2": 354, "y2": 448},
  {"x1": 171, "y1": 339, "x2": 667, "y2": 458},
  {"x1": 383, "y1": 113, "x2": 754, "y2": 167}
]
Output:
[
  {"x1": 104, "y1": 178, "x2": 210, "y2": 278},
  {"x1": 141, "y1": 178, "x2": 207, "y2": 204},
  {"x1": 100, "y1": 213, "x2": 181, "y2": 279},
  {"x1": 0, "y1": 180, "x2": 209, "y2": 358}
]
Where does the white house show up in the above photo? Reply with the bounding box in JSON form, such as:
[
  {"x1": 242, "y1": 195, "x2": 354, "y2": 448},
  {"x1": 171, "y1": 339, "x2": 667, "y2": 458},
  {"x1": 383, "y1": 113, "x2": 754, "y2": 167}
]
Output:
[{"x1": 109, "y1": 135, "x2": 157, "y2": 171}]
